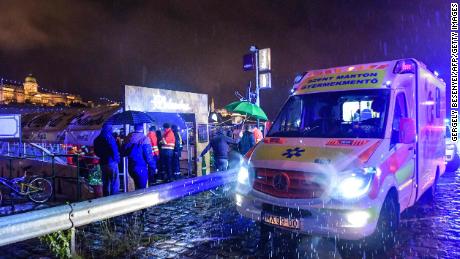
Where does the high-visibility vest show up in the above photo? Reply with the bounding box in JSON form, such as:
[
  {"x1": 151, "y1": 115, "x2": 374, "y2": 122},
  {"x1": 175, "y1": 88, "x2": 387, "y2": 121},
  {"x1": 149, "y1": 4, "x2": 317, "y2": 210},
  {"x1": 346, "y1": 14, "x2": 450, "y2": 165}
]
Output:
[
  {"x1": 176, "y1": 133, "x2": 183, "y2": 150},
  {"x1": 161, "y1": 129, "x2": 176, "y2": 150},
  {"x1": 253, "y1": 128, "x2": 263, "y2": 144},
  {"x1": 147, "y1": 131, "x2": 159, "y2": 156}
]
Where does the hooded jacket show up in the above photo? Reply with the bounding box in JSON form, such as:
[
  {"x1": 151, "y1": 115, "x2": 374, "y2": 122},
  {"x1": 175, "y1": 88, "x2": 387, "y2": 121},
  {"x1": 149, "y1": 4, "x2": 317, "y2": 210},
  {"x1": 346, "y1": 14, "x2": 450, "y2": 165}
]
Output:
[
  {"x1": 94, "y1": 128, "x2": 120, "y2": 165},
  {"x1": 121, "y1": 131, "x2": 155, "y2": 169}
]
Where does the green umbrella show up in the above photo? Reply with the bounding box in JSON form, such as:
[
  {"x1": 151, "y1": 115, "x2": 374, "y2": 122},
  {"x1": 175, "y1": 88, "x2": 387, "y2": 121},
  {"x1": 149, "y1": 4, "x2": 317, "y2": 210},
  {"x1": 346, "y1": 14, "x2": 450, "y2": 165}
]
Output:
[
  {"x1": 224, "y1": 101, "x2": 268, "y2": 121},
  {"x1": 225, "y1": 101, "x2": 243, "y2": 112}
]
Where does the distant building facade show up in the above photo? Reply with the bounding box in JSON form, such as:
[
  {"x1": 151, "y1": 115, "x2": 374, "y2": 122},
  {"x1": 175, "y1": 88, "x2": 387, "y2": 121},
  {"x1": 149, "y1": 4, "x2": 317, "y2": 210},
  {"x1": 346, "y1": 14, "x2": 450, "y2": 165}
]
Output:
[{"x1": 0, "y1": 75, "x2": 84, "y2": 106}]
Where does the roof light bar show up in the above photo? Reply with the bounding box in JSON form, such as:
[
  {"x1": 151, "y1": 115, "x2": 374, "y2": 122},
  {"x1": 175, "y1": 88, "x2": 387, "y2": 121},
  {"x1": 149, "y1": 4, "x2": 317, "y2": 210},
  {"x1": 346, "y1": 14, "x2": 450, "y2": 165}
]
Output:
[{"x1": 293, "y1": 72, "x2": 306, "y2": 84}]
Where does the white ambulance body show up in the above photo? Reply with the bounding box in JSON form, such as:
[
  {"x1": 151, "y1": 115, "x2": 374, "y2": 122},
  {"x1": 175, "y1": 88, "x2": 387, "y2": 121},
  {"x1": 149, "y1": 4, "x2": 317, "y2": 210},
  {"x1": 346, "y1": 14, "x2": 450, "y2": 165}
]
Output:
[{"x1": 236, "y1": 59, "x2": 446, "y2": 246}]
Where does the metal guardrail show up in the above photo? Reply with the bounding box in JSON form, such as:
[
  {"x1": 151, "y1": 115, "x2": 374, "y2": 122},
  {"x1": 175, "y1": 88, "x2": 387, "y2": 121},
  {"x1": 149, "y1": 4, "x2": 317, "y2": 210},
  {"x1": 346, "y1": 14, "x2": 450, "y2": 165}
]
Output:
[{"x1": 0, "y1": 169, "x2": 237, "y2": 246}]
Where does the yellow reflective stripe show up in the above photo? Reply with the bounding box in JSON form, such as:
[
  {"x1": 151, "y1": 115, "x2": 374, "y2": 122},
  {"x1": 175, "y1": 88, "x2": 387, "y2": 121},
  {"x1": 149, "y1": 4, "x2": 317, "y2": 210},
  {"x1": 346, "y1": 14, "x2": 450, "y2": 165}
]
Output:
[{"x1": 253, "y1": 145, "x2": 353, "y2": 162}]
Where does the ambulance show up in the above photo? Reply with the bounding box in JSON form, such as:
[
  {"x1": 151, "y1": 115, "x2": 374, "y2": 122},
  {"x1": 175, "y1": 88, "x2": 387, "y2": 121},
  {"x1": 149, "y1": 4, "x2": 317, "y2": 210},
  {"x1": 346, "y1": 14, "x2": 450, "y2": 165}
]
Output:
[{"x1": 235, "y1": 59, "x2": 446, "y2": 249}]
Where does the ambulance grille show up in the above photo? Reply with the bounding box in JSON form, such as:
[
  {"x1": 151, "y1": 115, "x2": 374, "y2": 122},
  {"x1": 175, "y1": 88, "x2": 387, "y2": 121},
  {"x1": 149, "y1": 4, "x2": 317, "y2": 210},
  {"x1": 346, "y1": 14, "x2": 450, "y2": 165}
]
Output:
[{"x1": 253, "y1": 168, "x2": 325, "y2": 199}]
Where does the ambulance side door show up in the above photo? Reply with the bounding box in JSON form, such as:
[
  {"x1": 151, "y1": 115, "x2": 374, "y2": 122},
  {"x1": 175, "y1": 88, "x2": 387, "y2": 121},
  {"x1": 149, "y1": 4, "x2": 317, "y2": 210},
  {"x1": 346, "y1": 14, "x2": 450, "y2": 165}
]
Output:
[{"x1": 390, "y1": 91, "x2": 415, "y2": 210}]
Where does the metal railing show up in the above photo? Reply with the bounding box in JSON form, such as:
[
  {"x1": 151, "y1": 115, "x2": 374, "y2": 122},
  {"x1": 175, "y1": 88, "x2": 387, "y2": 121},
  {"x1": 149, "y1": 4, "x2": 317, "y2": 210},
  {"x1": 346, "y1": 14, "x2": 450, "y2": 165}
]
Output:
[
  {"x1": 0, "y1": 169, "x2": 237, "y2": 247},
  {"x1": 0, "y1": 153, "x2": 85, "y2": 202}
]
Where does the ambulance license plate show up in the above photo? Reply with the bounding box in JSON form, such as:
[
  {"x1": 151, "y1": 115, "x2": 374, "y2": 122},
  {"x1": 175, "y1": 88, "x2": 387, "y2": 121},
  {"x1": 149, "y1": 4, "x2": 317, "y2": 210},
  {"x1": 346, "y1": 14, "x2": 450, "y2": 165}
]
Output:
[{"x1": 262, "y1": 213, "x2": 300, "y2": 229}]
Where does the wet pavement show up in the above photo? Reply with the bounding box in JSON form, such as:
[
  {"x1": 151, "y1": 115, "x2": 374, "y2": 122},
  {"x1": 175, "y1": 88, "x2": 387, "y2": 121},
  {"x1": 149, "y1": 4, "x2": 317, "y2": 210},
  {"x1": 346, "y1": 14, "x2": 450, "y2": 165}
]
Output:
[{"x1": 2, "y1": 169, "x2": 460, "y2": 258}]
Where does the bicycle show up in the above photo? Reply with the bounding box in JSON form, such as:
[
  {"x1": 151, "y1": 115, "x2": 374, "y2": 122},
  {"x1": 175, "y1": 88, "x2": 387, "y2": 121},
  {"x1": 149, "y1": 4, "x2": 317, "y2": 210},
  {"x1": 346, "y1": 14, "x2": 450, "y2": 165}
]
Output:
[{"x1": 0, "y1": 171, "x2": 53, "y2": 206}]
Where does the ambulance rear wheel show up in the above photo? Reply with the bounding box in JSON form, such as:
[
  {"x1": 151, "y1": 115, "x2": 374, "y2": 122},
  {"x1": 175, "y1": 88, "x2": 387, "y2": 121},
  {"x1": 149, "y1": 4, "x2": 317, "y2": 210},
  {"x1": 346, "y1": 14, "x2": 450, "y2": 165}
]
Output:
[
  {"x1": 446, "y1": 154, "x2": 460, "y2": 173},
  {"x1": 424, "y1": 168, "x2": 440, "y2": 202}
]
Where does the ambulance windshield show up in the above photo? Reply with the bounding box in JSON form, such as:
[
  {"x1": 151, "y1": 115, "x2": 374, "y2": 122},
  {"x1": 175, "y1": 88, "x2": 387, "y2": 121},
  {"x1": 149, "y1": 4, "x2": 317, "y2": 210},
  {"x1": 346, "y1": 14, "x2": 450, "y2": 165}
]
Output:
[{"x1": 268, "y1": 89, "x2": 390, "y2": 138}]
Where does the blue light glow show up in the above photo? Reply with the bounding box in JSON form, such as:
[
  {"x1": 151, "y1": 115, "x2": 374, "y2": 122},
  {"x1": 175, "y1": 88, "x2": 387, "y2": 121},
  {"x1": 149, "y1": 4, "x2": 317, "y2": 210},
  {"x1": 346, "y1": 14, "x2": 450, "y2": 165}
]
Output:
[{"x1": 237, "y1": 167, "x2": 249, "y2": 185}]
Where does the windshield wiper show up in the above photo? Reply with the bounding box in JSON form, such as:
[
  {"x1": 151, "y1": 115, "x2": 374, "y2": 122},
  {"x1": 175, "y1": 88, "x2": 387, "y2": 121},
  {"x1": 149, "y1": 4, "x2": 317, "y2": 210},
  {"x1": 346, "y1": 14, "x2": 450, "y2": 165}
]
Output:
[{"x1": 302, "y1": 126, "x2": 319, "y2": 136}]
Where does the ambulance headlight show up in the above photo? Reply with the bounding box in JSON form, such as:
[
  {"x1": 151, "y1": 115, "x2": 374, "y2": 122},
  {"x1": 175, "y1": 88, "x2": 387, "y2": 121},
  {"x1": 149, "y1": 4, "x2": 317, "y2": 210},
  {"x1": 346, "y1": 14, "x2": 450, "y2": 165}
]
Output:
[
  {"x1": 345, "y1": 210, "x2": 371, "y2": 228},
  {"x1": 336, "y1": 167, "x2": 378, "y2": 199},
  {"x1": 238, "y1": 166, "x2": 250, "y2": 185}
]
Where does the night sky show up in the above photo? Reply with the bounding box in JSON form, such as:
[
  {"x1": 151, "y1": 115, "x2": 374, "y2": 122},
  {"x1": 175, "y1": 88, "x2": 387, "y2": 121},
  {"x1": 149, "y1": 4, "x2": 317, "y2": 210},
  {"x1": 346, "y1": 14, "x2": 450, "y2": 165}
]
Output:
[{"x1": 0, "y1": 0, "x2": 451, "y2": 117}]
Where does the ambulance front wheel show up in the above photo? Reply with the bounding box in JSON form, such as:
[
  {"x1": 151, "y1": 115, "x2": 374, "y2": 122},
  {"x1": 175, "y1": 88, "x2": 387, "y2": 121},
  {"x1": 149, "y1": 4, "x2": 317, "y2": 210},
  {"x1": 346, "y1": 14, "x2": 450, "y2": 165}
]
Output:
[
  {"x1": 259, "y1": 223, "x2": 274, "y2": 246},
  {"x1": 339, "y1": 190, "x2": 399, "y2": 257}
]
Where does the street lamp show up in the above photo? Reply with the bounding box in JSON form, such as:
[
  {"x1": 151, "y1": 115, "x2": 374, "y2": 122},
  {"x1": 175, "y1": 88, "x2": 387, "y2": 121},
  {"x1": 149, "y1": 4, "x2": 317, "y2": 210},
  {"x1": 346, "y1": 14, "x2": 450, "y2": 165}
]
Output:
[
  {"x1": 249, "y1": 46, "x2": 260, "y2": 106},
  {"x1": 245, "y1": 45, "x2": 271, "y2": 107}
]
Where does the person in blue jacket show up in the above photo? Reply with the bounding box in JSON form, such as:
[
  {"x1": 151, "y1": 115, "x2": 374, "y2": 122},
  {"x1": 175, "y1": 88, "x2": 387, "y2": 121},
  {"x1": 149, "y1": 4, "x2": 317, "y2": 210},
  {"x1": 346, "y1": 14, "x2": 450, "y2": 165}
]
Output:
[
  {"x1": 121, "y1": 123, "x2": 156, "y2": 189},
  {"x1": 94, "y1": 123, "x2": 120, "y2": 196},
  {"x1": 239, "y1": 125, "x2": 255, "y2": 155},
  {"x1": 200, "y1": 127, "x2": 238, "y2": 171}
]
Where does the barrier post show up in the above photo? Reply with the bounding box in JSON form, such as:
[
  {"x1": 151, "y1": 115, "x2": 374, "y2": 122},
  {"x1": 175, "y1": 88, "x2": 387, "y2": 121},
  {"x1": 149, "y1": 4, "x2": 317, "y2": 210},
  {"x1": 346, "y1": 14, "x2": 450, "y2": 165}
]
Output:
[
  {"x1": 8, "y1": 158, "x2": 12, "y2": 178},
  {"x1": 76, "y1": 154, "x2": 81, "y2": 201},
  {"x1": 51, "y1": 155, "x2": 56, "y2": 202},
  {"x1": 70, "y1": 227, "x2": 76, "y2": 257}
]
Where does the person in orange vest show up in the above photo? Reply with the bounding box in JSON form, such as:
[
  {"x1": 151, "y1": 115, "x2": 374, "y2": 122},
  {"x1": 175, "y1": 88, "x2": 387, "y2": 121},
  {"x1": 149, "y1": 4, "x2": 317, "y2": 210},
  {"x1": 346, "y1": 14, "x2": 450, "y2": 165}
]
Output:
[
  {"x1": 253, "y1": 126, "x2": 263, "y2": 144},
  {"x1": 147, "y1": 125, "x2": 159, "y2": 184},
  {"x1": 66, "y1": 146, "x2": 76, "y2": 165},
  {"x1": 160, "y1": 123, "x2": 175, "y2": 182}
]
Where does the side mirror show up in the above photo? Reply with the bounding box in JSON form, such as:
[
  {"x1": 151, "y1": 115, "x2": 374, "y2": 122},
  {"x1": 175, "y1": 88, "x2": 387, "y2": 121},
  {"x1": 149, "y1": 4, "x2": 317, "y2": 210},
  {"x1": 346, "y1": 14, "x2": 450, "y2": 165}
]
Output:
[{"x1": 399, "y1": 118, "x2": 416, "y2": 144}]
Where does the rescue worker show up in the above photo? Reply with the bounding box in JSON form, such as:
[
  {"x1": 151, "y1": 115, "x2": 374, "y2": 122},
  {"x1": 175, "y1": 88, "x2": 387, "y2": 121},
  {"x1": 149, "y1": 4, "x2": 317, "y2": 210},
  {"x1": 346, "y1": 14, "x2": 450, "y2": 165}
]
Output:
[
  {"x1": 94, "y1": 123, "x2": 120, "y2": 196},
  {"x1": 155, "y1": 128, "x2": 163, "y2": 178},
  {"x1": 66, "y1": 146, "x2": 76, "y2": 165},
  {"x1": 160, "y1": 123, "x2": 175, "y2": 182},
  {"x1": 253, "y1": 126, "x2": 263, "y2": 144},
  {"x1": 121, "y1": 123, "x2": 156, "y2": 189},
  {"x1": 147, "y1": 125, "x2": 159, "y2": 184},
  {"x1": 171, "y1": 125, "x2": 183, "y2": 179}
]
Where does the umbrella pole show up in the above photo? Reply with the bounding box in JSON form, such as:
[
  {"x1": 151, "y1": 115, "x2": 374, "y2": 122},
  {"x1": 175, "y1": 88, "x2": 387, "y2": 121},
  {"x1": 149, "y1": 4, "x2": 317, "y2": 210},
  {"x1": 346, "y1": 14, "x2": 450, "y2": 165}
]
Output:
[{"x1": 123, "y1": 123, "x2": 129, "y2": 192}]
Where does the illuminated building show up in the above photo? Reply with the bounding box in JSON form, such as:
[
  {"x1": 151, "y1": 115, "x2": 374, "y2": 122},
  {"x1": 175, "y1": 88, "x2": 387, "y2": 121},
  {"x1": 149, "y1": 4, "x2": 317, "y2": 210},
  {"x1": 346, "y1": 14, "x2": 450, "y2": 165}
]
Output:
[{"x1": 0, "y1": 74, "x2": 85, "y2": 106}]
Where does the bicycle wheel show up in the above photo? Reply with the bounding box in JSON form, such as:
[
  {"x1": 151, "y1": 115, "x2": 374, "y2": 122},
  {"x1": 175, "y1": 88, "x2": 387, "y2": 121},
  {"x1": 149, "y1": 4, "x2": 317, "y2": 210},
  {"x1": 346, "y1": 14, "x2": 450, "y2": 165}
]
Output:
[{"x1": 27, "y1": 177, "x2": 53, "y2": 203}]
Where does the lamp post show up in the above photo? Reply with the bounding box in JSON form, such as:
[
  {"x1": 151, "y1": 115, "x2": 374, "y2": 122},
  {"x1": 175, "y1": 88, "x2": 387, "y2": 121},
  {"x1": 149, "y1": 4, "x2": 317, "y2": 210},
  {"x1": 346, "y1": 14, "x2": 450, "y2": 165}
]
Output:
[
  {"x1": 249, "y1": 45, "x2": 260, "y2": 106},
  {"x1": 243, "y1": 45, "x2": 271, "y2": 129}
]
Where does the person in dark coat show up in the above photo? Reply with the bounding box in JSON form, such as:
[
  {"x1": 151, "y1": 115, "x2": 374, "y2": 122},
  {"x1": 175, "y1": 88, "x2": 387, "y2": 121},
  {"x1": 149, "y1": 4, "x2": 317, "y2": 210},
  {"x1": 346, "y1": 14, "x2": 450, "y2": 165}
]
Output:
[
  {"x1": 94, "y1": 123, "x2": 120, "y2": 196},
  {"x1": 121, "y1": 123, "x2": 156, "y2": 189},
  {"x1": 171, "y1": 125, "x2": 183, "y2": 179},
  {"x1": 155, "y1": 129, "x2": 163, "y2": 178},
  {"x1": 200, "y1": 127, "x2": 238, "y2": 171},
  {"x1": 239, "y1": 125, "x2": 255, "y2": 155},
  {"x1": 147, "y1": 125, "x2": 159, "y2": 184}
]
